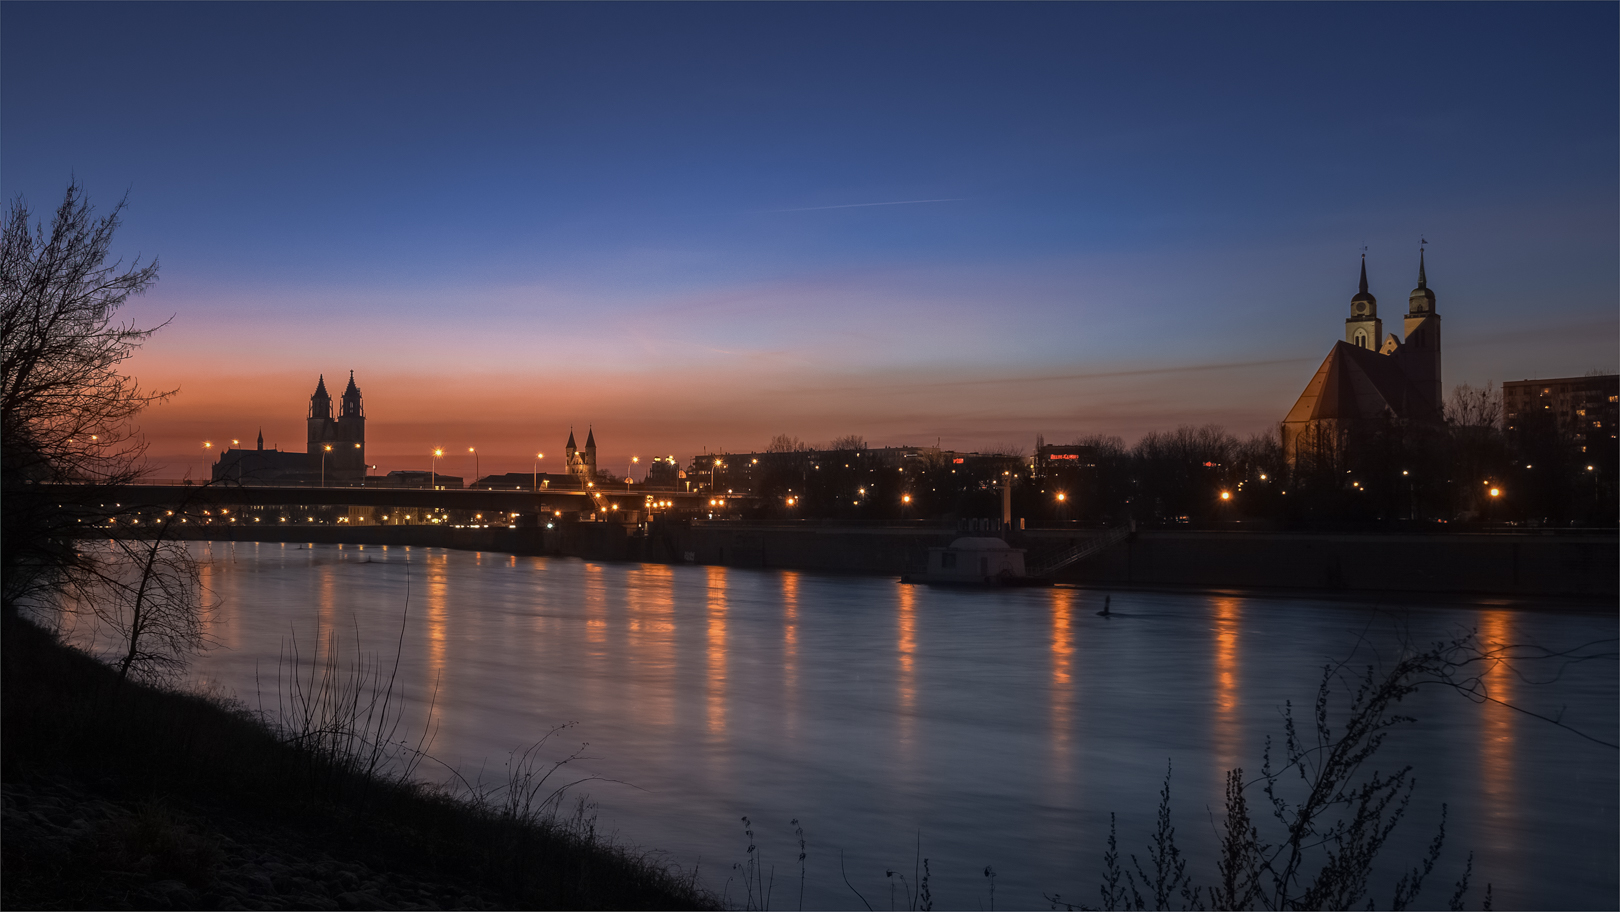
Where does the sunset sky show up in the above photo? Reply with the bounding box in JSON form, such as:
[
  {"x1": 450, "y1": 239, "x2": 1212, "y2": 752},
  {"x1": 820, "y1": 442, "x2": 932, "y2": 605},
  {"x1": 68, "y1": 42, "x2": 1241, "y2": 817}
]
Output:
[{"x1": 4, "y1": 3, "x2": 1615, "y2": 479}]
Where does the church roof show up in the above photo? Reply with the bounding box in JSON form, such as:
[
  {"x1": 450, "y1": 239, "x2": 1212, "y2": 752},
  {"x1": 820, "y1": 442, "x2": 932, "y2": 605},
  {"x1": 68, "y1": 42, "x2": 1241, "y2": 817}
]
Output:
[
  {"x1": 585, "y1": 427, "x2": 596, "y2": 447},
  {"x1": 566, "y1": 429, "x2": 577, "y2": 449},
  {"x1": 1283, "y1": 341, "x2": 1418, "y2": 425},
  {"x1": 312, "y1": 375, "x2": 330, "y2": 400},
  {"x1": 342, "y1": 370, "x2": 361, "y2": 398}
]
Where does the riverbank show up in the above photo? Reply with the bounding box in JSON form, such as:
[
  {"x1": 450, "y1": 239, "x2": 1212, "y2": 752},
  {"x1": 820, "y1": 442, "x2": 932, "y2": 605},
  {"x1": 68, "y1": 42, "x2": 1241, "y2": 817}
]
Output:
[
  {"x1": 0, "y1": 613, "x2": 716, "y2": 911},
  {"x1": 165, "y1": 522, "x2": 1620, "y2": 599}
]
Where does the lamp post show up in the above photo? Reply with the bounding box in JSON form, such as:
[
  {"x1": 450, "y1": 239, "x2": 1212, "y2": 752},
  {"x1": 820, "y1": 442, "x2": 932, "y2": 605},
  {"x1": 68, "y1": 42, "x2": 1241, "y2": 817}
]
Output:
[
  {"x1": 431, "y1": 448, "x2": 443, "y2": 489},
  {"x1": 321, "y1": 444, "x2": 332, "y2": 487},
  {"x1": 469, "y1": 447, "x2": 479, "y2": 487},
  {"x1": 534, "y1": 453, "x2": 544, "y2": 491}
]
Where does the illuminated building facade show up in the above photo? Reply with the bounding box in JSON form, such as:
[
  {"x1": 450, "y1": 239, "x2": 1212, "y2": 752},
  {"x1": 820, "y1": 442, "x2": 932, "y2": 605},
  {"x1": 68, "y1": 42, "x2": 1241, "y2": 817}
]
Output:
[
  {"x1": 565, "y1": 427, "x2": 597, "y2": 481},
  {"x1": 1503, "y1": 374, "x2": 1619, "y2": 455}
]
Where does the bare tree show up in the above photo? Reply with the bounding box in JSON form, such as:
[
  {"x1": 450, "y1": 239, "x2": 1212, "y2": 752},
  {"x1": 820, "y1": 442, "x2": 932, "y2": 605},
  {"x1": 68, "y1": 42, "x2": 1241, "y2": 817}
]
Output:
[
  {"x1": 1445, "y1": 383, "x2": 1501, "y2": 429},
  {"x1": 828, "y1": 434, "x2": 867, "y2": 451},
  {"x1": 1, "y1": 181, "x2": 174, "y2": 621},
  {"x1": 64, "y1": 521, "x2": 208, "y2": 682},
  {"x1": 767, "y1": 434, "x2": 810, "y2": 453}
]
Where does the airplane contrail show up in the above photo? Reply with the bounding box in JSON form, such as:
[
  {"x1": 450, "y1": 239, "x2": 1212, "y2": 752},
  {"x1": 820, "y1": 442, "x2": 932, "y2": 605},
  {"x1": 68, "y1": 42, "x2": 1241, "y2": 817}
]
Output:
[{"x1": 766, "y1": 198, "x2": 965, "y2": 212}]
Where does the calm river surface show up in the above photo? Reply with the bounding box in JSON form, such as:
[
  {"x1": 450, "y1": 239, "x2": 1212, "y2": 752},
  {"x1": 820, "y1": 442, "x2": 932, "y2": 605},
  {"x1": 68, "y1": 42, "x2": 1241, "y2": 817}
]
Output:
[{"x1": 168, "y1": 542, "x2": 1614, "y2": 909}]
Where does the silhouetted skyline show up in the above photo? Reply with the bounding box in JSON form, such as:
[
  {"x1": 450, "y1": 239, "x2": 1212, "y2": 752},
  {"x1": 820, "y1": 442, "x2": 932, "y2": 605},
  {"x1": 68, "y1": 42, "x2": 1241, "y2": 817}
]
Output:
[{"x1": 3, "y1": 3, "x2": 1614, "y2": 477}]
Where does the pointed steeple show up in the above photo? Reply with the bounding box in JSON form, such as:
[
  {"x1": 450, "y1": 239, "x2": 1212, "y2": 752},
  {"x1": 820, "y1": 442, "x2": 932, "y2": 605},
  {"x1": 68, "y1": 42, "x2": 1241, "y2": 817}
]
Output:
[
  {"x1": 339, "y1": 370, "x2": 363, "y2": 418},
  {"x1": 1408, "y1": 246, "x2": 1436, "y2": 314},
  {"x1": 566, "y1": 428, "x2": 577, "y2": 450},
  {"x1": 585, "y1": 426, "x2": 596, "y2": 448},
  {"x1": 256, "y1": 428, "x2": 264, "y2": 451},
  {"x1": 1349, "y1": 253, "x2": 1376, "y2": 316},
  {"x1": 309, "y1": 375, "x2": 332, "y2": 419}
]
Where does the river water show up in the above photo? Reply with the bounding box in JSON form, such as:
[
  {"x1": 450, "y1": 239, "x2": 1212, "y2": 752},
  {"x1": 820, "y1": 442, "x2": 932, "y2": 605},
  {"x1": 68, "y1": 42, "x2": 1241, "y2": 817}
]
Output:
[{"x1": 159, "y1": 542, "x2": 1616, "y2": 909}]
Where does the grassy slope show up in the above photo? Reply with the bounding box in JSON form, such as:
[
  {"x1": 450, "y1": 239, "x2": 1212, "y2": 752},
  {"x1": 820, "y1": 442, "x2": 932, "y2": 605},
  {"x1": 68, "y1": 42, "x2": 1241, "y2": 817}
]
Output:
[{"x1": 1, "y1": 615, "x2": 717, "y2": 910}]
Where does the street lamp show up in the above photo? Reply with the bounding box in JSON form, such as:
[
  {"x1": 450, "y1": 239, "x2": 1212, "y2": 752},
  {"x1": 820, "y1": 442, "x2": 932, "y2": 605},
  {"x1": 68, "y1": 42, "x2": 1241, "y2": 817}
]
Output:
[
  {"x1": 321, "y1": 444, "x2": 332, "y2": 487},
  {"x1": 469, "y1": 447, "x2": 479, "y2": 486},
  {"x1": 534, "y1": 452, "x2": 544, "y2": 491},
  {"x1": 432, "y1": 448, "x2": 443, "y2": 488}
]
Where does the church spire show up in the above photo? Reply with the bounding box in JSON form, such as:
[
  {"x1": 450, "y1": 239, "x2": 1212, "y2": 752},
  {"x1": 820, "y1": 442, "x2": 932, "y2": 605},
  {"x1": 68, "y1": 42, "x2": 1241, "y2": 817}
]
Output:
[
  {"x1": 256, "y1": 428, "x2": 264, "y2": 451},
  {"x1": 309, "y1": 374, "x2": 332, "y2": 419},
  {"x1": 1408, "y1": 245, "x2": 1436, "y2": 314},
  {"x1": 340, "y1": 370, "x2": 363, "y2": 418},
  {"x1": 1358, "y1": 253, "x2": 1369, "y2": 295},
  {"x1": 585, "y1": 426, "x2": 596, "y2": 448}
]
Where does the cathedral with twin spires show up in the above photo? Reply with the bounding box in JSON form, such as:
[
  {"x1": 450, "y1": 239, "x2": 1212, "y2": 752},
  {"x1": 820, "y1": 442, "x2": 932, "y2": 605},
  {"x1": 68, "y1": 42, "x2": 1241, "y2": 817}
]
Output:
[
  {"x1": 307, "y1": 371, "x2": 367, "y2": 483},
  {"x1": 1282, "y1": 251, "x2": 1443, "y2": 461},
  {"x1": 209, "y1": 371, "x2": 367, "y2": 484}
]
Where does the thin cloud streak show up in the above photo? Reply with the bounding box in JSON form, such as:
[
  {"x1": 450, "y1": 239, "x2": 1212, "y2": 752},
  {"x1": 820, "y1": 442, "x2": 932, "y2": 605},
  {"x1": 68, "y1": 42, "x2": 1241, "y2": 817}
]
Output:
[{"x1": 764, "y1": 198, "x2": 966, "y2": 213}]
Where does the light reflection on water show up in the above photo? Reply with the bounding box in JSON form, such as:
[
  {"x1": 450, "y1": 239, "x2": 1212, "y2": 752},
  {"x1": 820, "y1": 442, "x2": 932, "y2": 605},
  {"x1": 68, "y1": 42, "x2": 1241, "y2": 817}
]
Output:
[{"x1": 179, "y1": 542, "x2": 1615, "y2": 910}]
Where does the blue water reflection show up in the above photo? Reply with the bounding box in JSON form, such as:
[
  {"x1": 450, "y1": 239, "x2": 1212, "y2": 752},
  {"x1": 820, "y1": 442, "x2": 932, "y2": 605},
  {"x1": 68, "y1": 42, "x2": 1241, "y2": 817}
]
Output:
[{"x1": 187, "y1": 542, "x2": 1617, "y2": 910}]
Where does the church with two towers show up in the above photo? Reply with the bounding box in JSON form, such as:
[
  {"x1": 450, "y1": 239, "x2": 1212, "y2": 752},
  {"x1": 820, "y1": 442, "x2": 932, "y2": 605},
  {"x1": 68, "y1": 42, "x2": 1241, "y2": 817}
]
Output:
[
  {"x1": 211, "y1": 372, "x2": 367, "y2": 483},
  {"x1": 1282, "y1": 251, "x2": 1443, "y2": 462}
]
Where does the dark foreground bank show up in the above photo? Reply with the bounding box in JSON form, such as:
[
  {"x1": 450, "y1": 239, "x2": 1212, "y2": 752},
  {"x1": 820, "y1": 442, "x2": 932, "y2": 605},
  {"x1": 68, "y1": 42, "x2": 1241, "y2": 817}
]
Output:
[{"x1": 0, "y1": 615, "x2": 717, "y2": 911}]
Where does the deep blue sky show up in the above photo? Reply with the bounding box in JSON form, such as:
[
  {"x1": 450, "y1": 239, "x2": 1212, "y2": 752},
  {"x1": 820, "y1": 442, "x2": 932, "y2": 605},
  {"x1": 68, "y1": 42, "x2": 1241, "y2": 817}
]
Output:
[{"x1": 4, "y1": 2, "x2": 1615, "y2": 472}]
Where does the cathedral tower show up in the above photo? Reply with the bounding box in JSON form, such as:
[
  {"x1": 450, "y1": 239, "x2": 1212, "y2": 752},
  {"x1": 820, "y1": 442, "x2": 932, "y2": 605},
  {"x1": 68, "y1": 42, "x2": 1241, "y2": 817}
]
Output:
[
  {"x1": 565, "y1": 427, "x2": 598, "y2": 482},
  {"x1": 307, "y1": 375, "x2": 335, "y2": 457},
  {"x1": 1398, "y1": 248, "x2": 1442, "y2": 418},
  {"x1": 332, "y1": 371, "x2": 366, "y2": 481},
  {"x1": 1344, "y1": 254, "x2": 1382, "y2": 351}
]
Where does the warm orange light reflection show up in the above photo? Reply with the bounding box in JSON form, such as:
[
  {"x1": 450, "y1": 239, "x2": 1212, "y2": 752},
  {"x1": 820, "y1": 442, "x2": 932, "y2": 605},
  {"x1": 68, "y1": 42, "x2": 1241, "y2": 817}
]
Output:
[
  {"x1": 425, "y1": 551, "x2": 449, "y2": 682},
  {"x1": 1049, "y1": 588, "x2": 1076, "y2": 789},
  {"x1": 897, "y1": 583, "x2": 917, "y2": 750},
  {"x1": 585, "y1": 563, "x2": 607, "y2": 647},
  {"x1": 627, "y1": 564, "x2": 677, "y2": 729},
  {"x1": 1212, "y1": 596, "x2": 1242, "y2": 773},
  {"x1": 1479, "y1": 609, "x2": 1515, "y2": 834},
  {"x1": 781, "y1": 571, "x2": 801, "y2": 733},
  {"x1": 706, "y1": 566, "x2": 728, "y2": 736}
]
